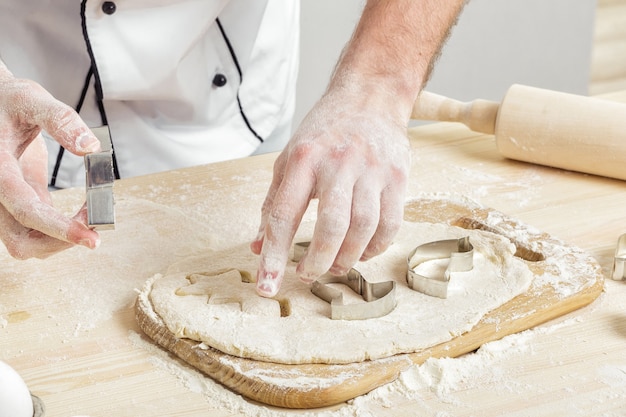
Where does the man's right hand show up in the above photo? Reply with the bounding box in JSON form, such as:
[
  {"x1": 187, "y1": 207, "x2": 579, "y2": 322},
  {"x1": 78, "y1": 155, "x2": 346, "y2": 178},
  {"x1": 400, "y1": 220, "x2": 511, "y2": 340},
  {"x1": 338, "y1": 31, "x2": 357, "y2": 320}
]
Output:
[{"x1": 0, "y1": 63, "x2": 102, "y2": 259}]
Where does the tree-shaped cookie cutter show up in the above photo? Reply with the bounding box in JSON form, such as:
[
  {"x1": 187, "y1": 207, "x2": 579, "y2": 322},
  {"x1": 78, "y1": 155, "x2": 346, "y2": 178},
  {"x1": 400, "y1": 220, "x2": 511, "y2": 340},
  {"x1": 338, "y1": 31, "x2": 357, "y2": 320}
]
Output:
[
  {"x1": 293, "y1": 242, "x2": 397, "y2": 320},
  {"x1": 406, "y1": 236, "x2": 474, "y2": 299}
]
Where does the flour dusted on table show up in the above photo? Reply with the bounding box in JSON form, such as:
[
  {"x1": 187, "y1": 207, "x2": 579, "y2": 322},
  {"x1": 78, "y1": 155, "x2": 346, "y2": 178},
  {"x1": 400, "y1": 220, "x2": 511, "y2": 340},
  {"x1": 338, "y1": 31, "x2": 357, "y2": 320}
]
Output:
[{"x1": 146, "y1": 221, "x2": 533, "y2": 365}]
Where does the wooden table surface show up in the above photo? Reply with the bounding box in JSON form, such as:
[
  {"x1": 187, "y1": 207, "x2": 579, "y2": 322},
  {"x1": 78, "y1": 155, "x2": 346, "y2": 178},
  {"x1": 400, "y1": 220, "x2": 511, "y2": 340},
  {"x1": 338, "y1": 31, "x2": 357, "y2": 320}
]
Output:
[{"x1": 2, "y1": 91, "x2": 626, "y2": 416}]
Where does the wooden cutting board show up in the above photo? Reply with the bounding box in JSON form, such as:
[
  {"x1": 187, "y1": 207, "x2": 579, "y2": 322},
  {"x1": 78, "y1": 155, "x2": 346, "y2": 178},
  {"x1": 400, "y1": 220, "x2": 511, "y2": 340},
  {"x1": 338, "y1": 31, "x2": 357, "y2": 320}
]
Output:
[{"x1": 135, "y1": 197, "x2": 604, "y2": 409}]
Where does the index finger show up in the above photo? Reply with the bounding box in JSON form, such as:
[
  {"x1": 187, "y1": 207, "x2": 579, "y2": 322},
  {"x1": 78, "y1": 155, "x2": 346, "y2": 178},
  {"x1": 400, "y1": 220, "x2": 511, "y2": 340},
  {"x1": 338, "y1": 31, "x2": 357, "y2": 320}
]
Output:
[
  {"x1": 256, "y1": 163, "x2": 316, "y2": 297},
  {"x1": 30, "y1": 91, "x2": 101, "y2": 155}
]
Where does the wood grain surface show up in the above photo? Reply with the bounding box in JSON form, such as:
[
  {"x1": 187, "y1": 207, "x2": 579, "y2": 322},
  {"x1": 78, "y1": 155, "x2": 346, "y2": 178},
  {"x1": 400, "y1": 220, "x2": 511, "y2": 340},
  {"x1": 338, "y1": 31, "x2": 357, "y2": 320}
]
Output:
[
  {"x1": 3, "y1": 92, "x2": 626, "y2": 416},
  {"x1": 136, "y1": 197, "x2": 603, "y2": 409}
]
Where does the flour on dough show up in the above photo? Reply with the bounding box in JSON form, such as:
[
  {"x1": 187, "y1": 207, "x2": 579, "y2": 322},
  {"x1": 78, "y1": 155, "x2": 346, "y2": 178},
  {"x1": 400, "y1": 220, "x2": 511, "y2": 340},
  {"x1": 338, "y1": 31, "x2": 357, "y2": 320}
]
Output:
[{"x1": 144, "y1": 220, "x2": 533, "y2": 365}]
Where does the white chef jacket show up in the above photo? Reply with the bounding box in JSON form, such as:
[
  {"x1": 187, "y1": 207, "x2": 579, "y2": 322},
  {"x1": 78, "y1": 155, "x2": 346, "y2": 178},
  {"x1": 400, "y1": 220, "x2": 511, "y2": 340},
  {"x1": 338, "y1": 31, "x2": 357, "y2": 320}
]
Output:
[{"x1": 0, "y1": 0, "x2": 300, "y2": 188}]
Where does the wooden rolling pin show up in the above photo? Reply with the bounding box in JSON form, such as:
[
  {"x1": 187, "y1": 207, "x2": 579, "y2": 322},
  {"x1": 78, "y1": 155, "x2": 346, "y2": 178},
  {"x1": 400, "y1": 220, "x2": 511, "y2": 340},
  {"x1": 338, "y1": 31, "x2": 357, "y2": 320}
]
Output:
[{"x1": 412, "y1": 84, "x2": 626, "y2": 181}]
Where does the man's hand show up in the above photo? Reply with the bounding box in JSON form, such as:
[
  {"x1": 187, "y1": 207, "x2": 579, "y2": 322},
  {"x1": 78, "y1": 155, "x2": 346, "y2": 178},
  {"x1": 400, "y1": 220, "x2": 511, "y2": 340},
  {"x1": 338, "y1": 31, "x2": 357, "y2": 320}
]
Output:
[
  {"x1": 251, "y1": 85, "x2": 411, "y2": 297},
  {"x1": 0, "y1": 64, "x2": 102, "y2": 259},
  {"x1": 251, "y1": 0, "x2": 465, "y2": 296}
]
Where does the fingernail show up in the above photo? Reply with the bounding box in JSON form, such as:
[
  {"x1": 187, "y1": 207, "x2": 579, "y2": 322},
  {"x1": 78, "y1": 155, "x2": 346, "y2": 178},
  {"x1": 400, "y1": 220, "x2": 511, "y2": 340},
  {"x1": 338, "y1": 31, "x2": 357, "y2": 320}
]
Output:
[
  {"x1": 79, "y1": 236, "x2": 100, "y2": 250},
  {"x1": 299, "y1": 274, "x2": 316, "y2": 284},
  {"x1": 296, "y1": 265, "x2": 317, "y2": 284},
  {"x1": 256, "y1": 270, "x2": 281, "y2": 298},
  {"x1": 77, "y1": 131, "x2": 101, "y2": 153},
  {"x1": 329, "y1": 265, "x2": 348, "y2": 276},
  {"x1": 297, "y1": 265, "x2": 317, "y2": 284}
]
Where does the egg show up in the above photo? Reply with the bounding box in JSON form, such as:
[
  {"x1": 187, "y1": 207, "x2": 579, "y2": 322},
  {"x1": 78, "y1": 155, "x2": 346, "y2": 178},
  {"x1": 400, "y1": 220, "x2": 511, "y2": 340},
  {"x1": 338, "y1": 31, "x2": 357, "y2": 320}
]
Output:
[{"x1": 0, "y1": 361, "x2": 34, "y2": 417}]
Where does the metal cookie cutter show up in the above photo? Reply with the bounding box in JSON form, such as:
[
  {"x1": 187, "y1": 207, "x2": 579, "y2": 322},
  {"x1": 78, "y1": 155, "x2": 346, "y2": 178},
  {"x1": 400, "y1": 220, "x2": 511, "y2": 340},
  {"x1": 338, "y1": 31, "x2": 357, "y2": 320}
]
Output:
[
  {"x1": 611, "y1": 234, "x2": 626, "y2": 280},
  {"x1": 293, "y1": 242, "x2": 397, "y2": 320},
  {"x1": 407, "y1": 236, "x2": 474, "y2": 299},
  {"x1": 84, "y1": 127, "x2": 115, "y2": 230}
]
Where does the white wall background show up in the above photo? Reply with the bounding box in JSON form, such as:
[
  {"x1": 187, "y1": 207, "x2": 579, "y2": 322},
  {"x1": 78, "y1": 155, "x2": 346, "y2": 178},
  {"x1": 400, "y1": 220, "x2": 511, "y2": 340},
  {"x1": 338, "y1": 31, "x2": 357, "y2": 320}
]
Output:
[{"x1": 294, "y1": 0, "x2": 597, "y2": 129}]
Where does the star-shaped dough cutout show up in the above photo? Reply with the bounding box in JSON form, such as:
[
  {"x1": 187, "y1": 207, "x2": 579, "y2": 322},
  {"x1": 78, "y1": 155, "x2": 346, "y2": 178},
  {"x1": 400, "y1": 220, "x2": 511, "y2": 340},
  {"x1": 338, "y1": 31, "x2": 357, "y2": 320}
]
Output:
[{"x1": 175, "y1": 268, "x2": 282, "y2": 317}]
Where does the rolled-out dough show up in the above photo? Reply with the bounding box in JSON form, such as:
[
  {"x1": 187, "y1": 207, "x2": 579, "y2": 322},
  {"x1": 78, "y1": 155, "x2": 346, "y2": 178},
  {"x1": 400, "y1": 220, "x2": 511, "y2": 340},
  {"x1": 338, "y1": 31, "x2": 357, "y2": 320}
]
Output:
[{"x1": 144, "y1": 221, "x2": 533, "y2": 365}]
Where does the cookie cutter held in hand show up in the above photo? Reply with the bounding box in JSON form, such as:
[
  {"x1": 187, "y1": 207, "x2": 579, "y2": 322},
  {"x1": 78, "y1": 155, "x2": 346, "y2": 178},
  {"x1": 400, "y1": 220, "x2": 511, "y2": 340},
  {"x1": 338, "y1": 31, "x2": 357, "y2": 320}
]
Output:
[
  {"x1": 85, "y1": 150, "x2": 115, "y2": 230},
  {"x1": 85, "y1": 127, "x2": 115, "y2": 230},
  {"x1": 292, "y1": 242, "x2": 397, "y2": 320},
  {"x1": 611, "y1": 234, "x2": 626, "y2": 280},
  {"x1": 406, "y1": 236, "x2": 474, "y2": 299}
]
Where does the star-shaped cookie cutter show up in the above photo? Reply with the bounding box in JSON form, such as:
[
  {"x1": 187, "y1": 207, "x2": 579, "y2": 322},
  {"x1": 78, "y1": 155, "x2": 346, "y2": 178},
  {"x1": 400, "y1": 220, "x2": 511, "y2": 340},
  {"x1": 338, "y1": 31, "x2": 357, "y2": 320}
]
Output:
[
  {"x1": 406, "y1": 236, "x2": 474, "y2": 299},
  {"x1": 293, "y1": 242, "x2": 397, "y2": 320}
]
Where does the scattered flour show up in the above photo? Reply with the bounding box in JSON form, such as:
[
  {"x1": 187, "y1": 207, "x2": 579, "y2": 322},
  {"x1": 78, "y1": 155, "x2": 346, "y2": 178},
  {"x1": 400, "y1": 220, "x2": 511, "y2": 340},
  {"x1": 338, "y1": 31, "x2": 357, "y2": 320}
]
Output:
[{"x1": 129, "y1": 309, "x2": 615, "y2": 417}]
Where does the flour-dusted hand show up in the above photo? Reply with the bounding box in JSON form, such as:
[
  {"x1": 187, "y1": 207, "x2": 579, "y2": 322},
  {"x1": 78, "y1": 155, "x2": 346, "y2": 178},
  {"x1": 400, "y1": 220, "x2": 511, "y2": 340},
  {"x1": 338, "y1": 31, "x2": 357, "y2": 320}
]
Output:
[
  {"x1": 251, "y1": 0, "x2": 466, "y2": 297},
  {"x1": 251, "y1": 86, "x2": 410, "y2": 297},
  {"x1": 0, "y1": 62, "x2": 101, "y2": 259}
]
